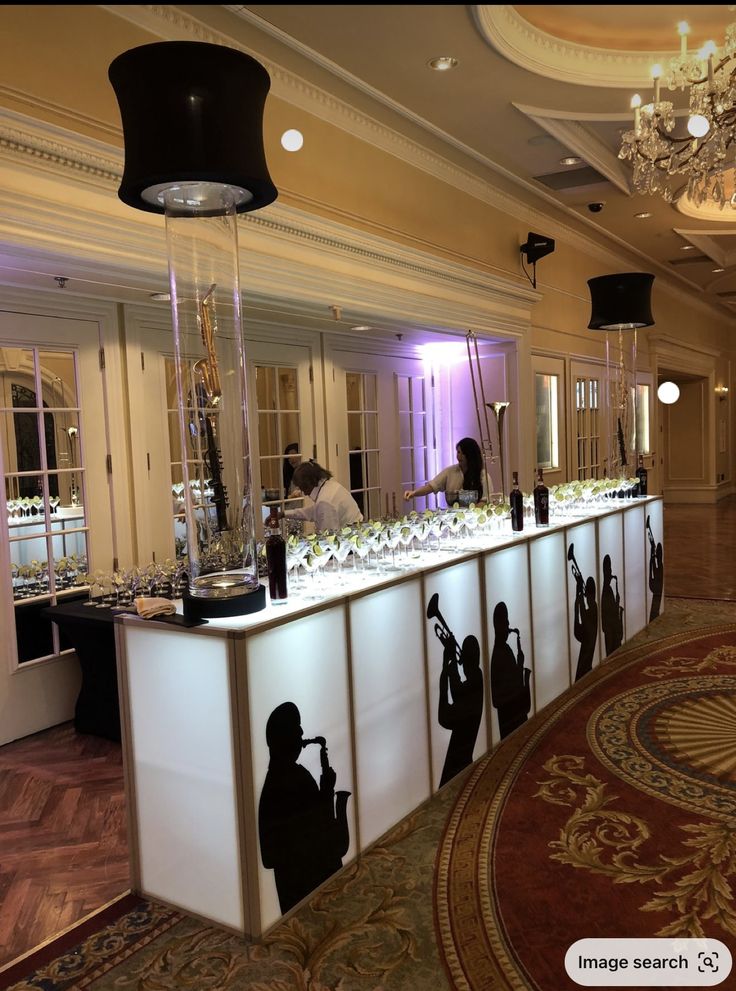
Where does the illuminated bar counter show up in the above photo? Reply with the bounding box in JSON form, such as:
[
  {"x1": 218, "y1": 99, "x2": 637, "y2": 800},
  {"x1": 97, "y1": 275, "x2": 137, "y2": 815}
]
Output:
[{"x1": 115, "y1": 496, "x2": 664, "y2": 937}]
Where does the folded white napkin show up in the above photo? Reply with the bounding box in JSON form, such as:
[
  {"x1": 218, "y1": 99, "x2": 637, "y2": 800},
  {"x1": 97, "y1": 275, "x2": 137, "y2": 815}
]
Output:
[{"x1": 134, "y1": 596, "x2": 177, "y2": 619}]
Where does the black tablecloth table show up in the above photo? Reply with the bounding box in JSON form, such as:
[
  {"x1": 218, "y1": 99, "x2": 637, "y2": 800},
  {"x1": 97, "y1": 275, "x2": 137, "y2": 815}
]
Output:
[{"x1": 43, "y1": 602, "x2": 121, "y2": 741}]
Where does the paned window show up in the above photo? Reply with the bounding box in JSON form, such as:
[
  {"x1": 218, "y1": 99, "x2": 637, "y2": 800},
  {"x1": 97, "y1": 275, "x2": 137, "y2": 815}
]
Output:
[
  {"x1": 346, "y1": 371, "x2": 381, "y2": 519},
  {"x1": 2, "y1": 347, "x2": 89, "y2": 662},
  {"x1": 397, "y1": 373, "x2": 431, "y2": 509},
  {"x1": 535, "y1": 372, "x2": 559, "y2": 470},
  {"x1": 575, "y1": 376, "x2": 601, "y2": 479}
]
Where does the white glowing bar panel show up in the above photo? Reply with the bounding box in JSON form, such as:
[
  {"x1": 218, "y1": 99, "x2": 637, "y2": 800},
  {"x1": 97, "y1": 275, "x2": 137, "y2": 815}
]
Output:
[
  {"x1": 624, "y1": 503, "x2": 647, "y2": 640},
  {"x1": 597, "y1": 513, "x2": 625, "y2": 662},
  {"x1": 645, "y1": 499, "x2": 665, "y2": 622},
  {"x1": 564, "y1": 521, "x2": 600, "y2": 684},
  {"x1": 350, "y1": 579, "x2": 430, "y2": 847},
  {"x1": 484, "y1": 543, "x2": 533, "y2": 746},
  {"x1": 529, "y1": 531, "x2": 570, "y2": 710},
  {"x1": 125, "y1": 625, "x2": 242, "y2": 930},
  {"x1": 424, "y1": 560, "x2": 486, "y2": 791},
  {"x1": 246, "y1": 606, "x2": 353, "y2": 932}
]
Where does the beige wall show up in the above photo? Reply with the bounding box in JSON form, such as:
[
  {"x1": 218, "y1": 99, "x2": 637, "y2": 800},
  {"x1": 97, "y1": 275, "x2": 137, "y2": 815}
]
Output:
[{"x1": 0, "y1": 5, "x2": 733, "y2": 500}]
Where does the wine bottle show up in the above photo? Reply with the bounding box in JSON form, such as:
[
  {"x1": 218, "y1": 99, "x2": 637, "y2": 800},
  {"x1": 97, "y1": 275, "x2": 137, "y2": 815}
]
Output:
[
  {"x1": 636, "y1": 455, "x2": 648, "y2": 497},
  {"x1": 265, "y1": 510, "x2": 287, "y2": 604},
  {"x1": 533, "y1": 468, "x2": 549, "y2": 527},
  {"x1": 510, "y1": 471, "x2": 523, "y2": 532}
]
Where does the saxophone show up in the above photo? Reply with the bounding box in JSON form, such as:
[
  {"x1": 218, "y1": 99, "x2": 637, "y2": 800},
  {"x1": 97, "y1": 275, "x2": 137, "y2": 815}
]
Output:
[
  {"x1": 302, "y1": 736, "x2": 351, "y2": 859},
  {"x1": 193, "y1": 284, "x2": 228, "y2": 531}
]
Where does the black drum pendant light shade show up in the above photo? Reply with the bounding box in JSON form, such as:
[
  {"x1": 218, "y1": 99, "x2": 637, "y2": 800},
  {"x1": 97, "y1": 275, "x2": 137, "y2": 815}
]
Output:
[
  {"x1": 108, "y1": 41, "x2": 277, "y2": 214},
  {"x1": 587, "y1": 273, "x2": 655, "y2": 330}
]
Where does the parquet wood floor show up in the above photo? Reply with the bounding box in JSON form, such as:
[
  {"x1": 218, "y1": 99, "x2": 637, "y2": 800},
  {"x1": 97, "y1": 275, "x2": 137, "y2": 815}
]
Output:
[
  {"x1": 664, "y1": 495, "x2": 736, "y2": 600},
  {"x1": 0, "y1": 494, "x2": 731, "y2": 971},
  {"x1": 0, "y1": 723, "x2": 128, "y2": 968}
]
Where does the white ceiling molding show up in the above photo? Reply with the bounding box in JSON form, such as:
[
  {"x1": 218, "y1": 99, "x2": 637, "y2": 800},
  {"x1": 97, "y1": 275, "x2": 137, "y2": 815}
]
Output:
[
  {"x1": 514, "y1": 104, "x2": 632, "y2": 195},
  {"x1": 97, "y1": 4, "x2": 718, "y2": 307},
  {"x1": 0, "y1": 73, "x2": 731, "y2": 331},
  {"x1": 473, "y1": 5, "x2": 671, "y2": 89}
]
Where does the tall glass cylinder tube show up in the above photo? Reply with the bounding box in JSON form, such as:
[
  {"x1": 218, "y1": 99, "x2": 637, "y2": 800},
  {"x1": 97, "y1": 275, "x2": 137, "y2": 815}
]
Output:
[
  {"x1": 604, "y1": 328, "x2": 638, "y2": 479},
  {"x1": 163, "y1": 182, "x2": 261, "y2": 611}
]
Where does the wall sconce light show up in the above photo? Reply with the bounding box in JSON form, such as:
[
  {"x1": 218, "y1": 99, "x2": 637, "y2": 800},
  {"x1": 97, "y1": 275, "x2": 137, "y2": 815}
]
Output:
[
  {"x1": 657, "y1": 381, "x2": 680, "y2": 404},
  {"x1": 715, "y1": 385, "x2": 729, "y2": 401}
]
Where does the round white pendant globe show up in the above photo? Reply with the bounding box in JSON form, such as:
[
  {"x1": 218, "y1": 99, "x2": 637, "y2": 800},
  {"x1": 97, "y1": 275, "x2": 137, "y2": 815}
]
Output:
[
  {"x1": 687, "y1": 114, "x2": 710, "y2": 138},
  {"x1": 657, "y1": 381, "x2": 680, "y2": 404},
  {"x1": 280, "y1": 129, "x2": 304, "y2": 152}
]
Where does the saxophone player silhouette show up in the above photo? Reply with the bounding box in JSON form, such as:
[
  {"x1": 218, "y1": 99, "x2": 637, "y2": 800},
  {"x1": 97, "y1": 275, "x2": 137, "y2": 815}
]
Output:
[
  {"x1": 568, "y1": 543, "x2": 598, "y2": 681},
  {"x1": 491, "y1": 601, "x2": 531, "y2": 739},
  {"x1": 600, "y1": 554, "x2": 624, "y2": 656},
  {"x1": 427, "y1": 594, "x2": 484, "y2": 786},
  {"x1": 647, "y1": 515, "x2": 664, "y2": 621},
  {"x1": 258, "y1": 702, "x2": 350, "y2": 913}
]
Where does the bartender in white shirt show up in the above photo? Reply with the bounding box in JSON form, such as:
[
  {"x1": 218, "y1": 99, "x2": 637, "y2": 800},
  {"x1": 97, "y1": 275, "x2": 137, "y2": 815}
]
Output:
[
  {"x1": 403, "y1": 437, "x2": 490, "y2": 507},
  {"x1": 285, "y1": 461, "x2": 363, "y2": 531}
]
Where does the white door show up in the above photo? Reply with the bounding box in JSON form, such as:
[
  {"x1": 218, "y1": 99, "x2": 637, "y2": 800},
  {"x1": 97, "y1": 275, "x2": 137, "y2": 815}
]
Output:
[
  {"x1": 327, "y1": 342, "x2": 434, "y2": 519},
  {"x1": 246, "y1": 341, "x2": 316, "y2": 527},
  {"x1": 0, "y1": 310, "x2": 113, "y2": 742}
]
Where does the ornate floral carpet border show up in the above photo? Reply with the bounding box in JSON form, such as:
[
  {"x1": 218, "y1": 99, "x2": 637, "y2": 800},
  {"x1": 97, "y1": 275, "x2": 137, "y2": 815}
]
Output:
[
  {"x1": 0, "y1": 900, "x2": 184, "y2": 991},
  {"x1": 434, "y1": 623, "x2": 736, "y2": 991}
]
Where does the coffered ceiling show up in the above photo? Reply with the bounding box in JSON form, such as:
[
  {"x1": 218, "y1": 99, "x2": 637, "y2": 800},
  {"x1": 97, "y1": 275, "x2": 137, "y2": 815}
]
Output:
[{"x1": 223, "y1": 4, "x2": 736, "y2": 316}]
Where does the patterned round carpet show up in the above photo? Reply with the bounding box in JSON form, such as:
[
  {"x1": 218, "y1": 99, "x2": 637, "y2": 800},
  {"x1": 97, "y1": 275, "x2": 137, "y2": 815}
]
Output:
[{"x1": 435, "y1": 625, "x2": 736, "y2": 991}]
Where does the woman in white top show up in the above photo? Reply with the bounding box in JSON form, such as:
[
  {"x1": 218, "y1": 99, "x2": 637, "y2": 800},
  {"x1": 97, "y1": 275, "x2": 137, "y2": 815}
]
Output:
[
  {"x1": 403, "y1": 437, "x2": 489, "y2": 507},
  {"x1": 286, "y1": 461, "x2": 363, "y2": 531}
]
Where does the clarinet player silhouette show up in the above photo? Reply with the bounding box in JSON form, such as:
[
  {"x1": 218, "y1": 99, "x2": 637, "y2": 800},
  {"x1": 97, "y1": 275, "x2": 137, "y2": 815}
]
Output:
[
  {"x1": 427, "y1": 594, "x2": 484, "y2": 786},
  {"x1": 568, "y1": 543, "x2": 598, "y2": 681},
  {"x1": 647, "y1": 515, "x2": 664, "y2": 621},
  {"x1": 600, "y1": 554, "x2": 624, "y2": 656},
  {"x1": 490, "y1": 601, "x2": 531, "y2": 739},
  {"x1": 258, "y1": 702, "x2": 350, "y2": 914}
]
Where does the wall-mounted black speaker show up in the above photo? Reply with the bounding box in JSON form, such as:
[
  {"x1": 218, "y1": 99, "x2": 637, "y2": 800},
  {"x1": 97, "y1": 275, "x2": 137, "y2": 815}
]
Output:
[{"x1": 521, "y1": 232, "x2": 555, "y2": 265}]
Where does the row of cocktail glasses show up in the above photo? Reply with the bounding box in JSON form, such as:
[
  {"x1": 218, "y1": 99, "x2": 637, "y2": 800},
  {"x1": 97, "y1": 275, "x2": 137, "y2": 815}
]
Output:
[
  {"x1": 7, "y1": 496, "x2": 64, "y2": 520},
  {"x1": 280, "y1": 475, "x2": 642, "y2": 600},
  {"x1": 10, "y1": 554, "x2": 88, "y2": 600}
]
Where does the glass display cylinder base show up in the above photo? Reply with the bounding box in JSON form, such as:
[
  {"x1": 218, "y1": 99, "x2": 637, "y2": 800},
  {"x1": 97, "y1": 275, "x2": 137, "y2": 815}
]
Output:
[{"x1": 182, "y1": 584, "x2": 266, "y2": 619}]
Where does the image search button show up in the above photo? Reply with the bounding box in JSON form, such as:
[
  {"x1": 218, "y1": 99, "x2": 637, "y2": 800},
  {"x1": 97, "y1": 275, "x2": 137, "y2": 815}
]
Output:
[{"x1": 565, "y1": 938, "x2": 732, "y2": 987}]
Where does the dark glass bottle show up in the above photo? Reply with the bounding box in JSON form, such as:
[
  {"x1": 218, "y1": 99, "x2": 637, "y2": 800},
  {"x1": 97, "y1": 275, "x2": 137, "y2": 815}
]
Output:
[
  {"x1": 636, "y1": 455, "x2": 648, "y2": 497},
  {"x1": 265, "y1": 510, "x2": 287, "y2": 604},
  {"x1": 533, "y1": 468, "x2": 549, "y2": 527},
  {"x1": 510, "y1": 471, "x2": 523, "y2": 532}
]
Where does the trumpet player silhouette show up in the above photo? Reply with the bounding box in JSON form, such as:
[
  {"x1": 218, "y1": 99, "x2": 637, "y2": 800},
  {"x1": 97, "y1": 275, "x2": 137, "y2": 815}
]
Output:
[
  {"x1": 568, "y1": 543, "x2": 598, "y2": 681},
  {"x1": 258, "y1": 702, "x2": 350, "y2": 914},
  {"x1": 491, "y1": 601, "x2": 531, "y2": 739},
  {"x1": 601, "y1": 554, "x2": 624, "y2": 656},
  {"x1": 427, "y1": 594, "x2": 484, "y2": 786},
  {"x1": 647, "y1": 515, "x2": 664, "y2": 621}
]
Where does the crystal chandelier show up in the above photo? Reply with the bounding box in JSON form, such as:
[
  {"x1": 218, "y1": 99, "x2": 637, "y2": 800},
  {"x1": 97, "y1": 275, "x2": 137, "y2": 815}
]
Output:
[{"x1": 619, "y1": 20, "x2": 736, "y2": 208}]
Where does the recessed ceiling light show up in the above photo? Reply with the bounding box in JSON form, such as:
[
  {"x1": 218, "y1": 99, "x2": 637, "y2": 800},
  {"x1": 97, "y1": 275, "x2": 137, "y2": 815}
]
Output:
[
  {"x1": 150, "y1": 292, "x2": 171, "y2": 301},
  {"x1": 427, "y1": 56, "x2": 458, "y2": 71},
  {"x1": 634, "y1": 212, "x2": 653, "y2": 219},
  {"x1": 680, "y1": 245, "x2": 696, "y2": 250},
  {"x1": 280, "y1": 129, "x2": 304, "y2": 152},
  {"x1": 351, "y1": 325, "x2": 372, "y2": 332},
  {"x1": 712, "y1": 267, "x2": 725, "y2": 273},
  {"x1": 559, "y1": 156, "x2": 582, "y2": 166}
]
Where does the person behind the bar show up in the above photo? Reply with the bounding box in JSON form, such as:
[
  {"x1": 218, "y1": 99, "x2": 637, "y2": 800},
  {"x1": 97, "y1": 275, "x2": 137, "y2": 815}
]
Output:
[
  {"x1": 282, "y1": 443, "x2": 301, "y2": 498},
  {"x1": 284, "y1": 461, "x2": 362, "y2": 532},
  {"x1": 403, "y1": 437, "x2": 490, "y2": 507}
]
